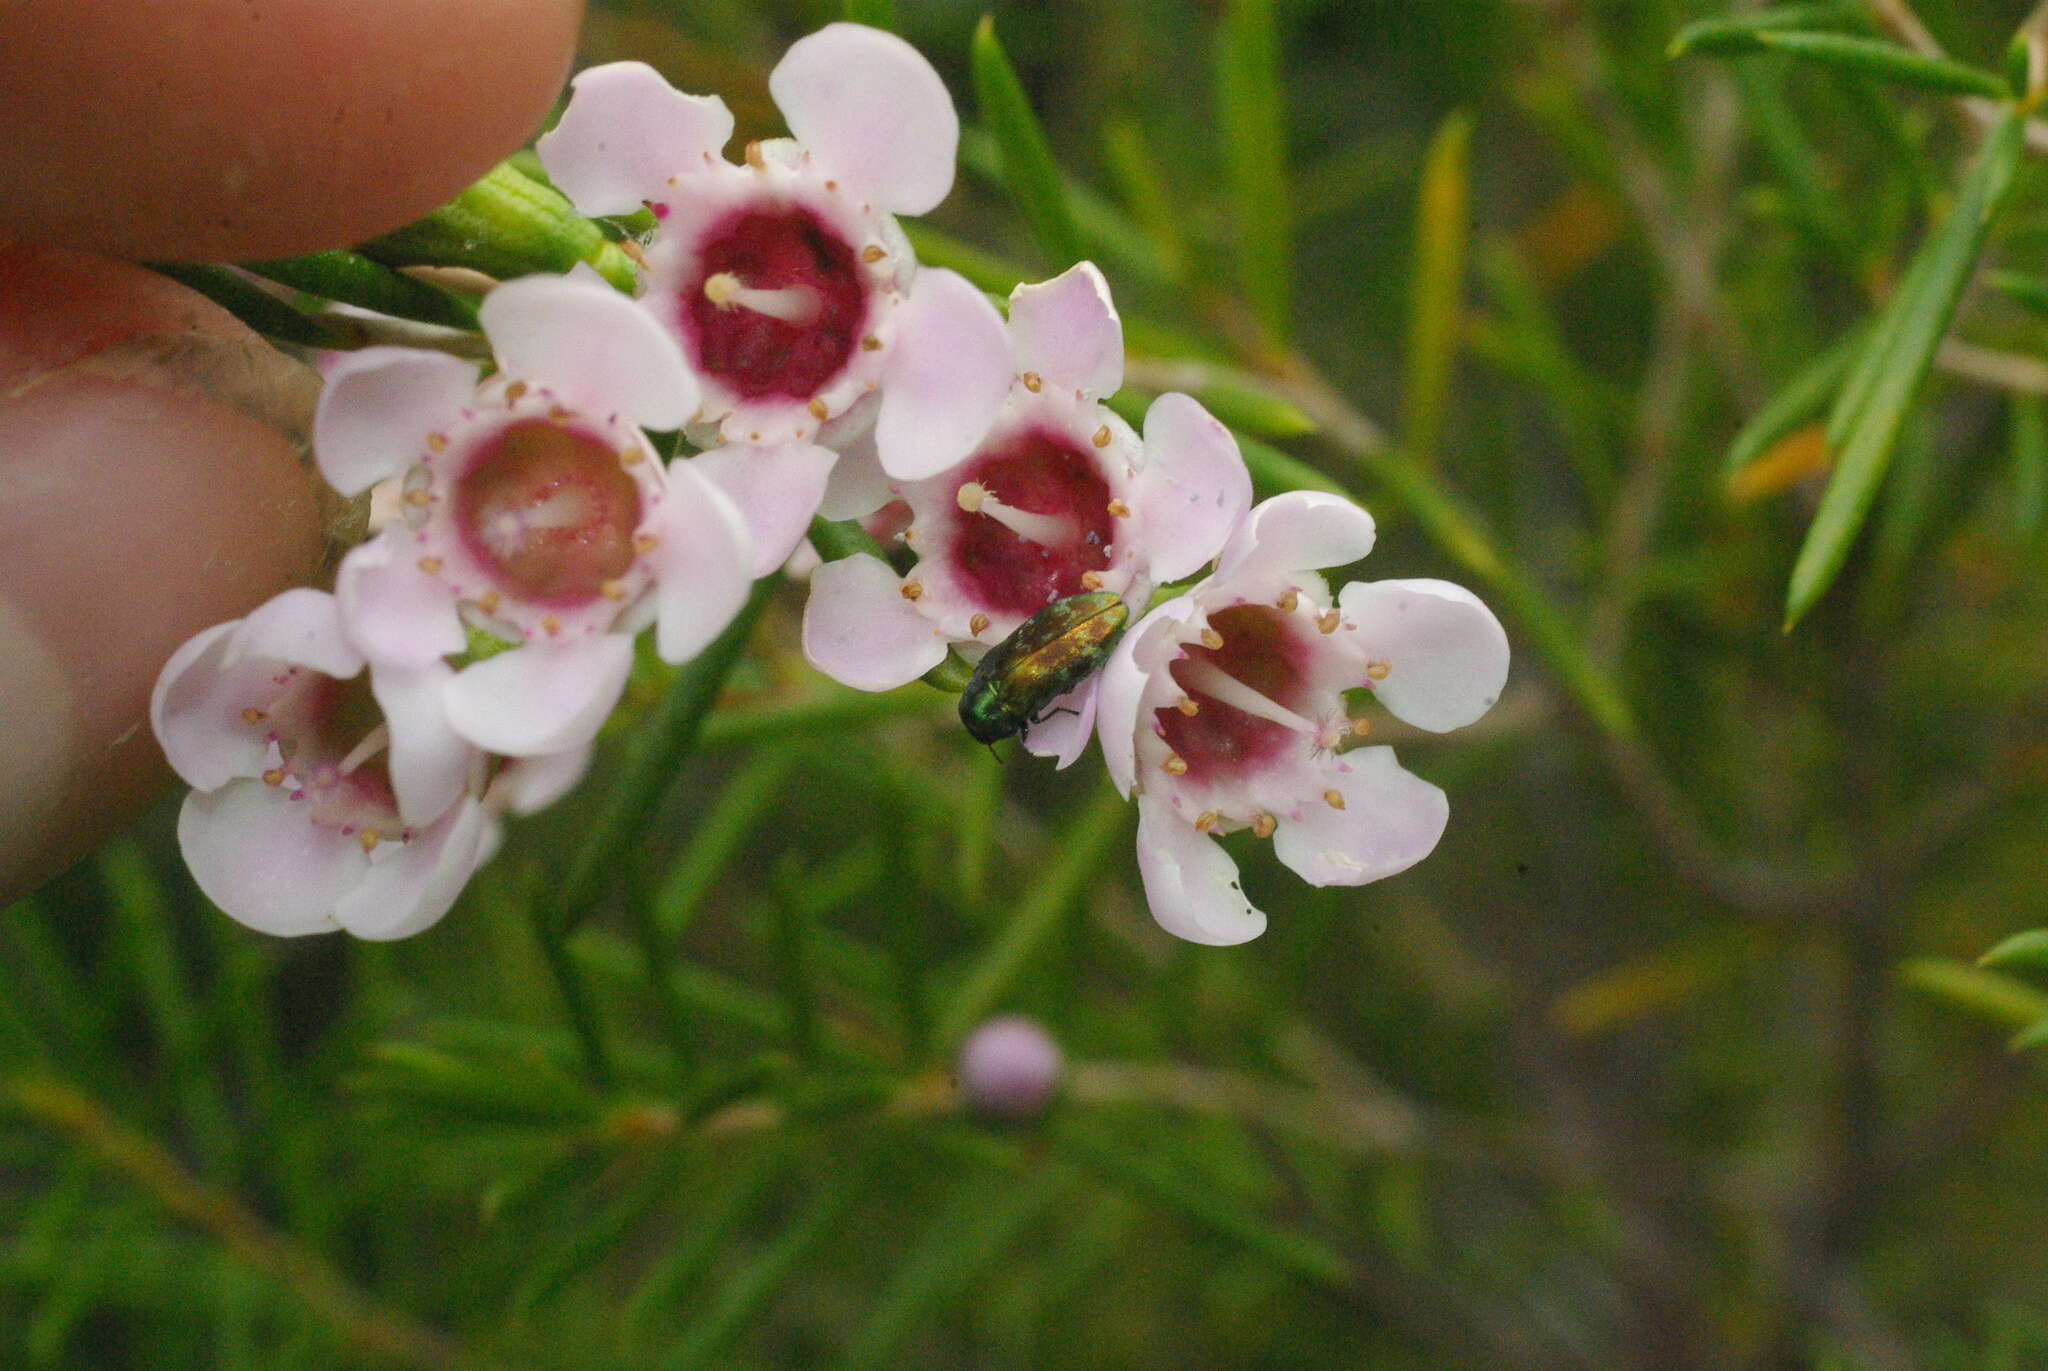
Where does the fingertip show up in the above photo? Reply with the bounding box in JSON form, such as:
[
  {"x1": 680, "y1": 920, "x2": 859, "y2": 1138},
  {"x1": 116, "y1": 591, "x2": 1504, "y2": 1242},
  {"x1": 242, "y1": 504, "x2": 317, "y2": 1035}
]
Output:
[{"x1": 0, "y1": 0, "x2": 586, "y2": 260}]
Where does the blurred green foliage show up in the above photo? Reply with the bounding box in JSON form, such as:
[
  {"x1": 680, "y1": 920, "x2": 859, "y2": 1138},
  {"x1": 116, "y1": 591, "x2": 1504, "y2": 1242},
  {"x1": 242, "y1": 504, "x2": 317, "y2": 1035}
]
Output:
[{"x1": 16, "y1": 1, "x2": 2048, "y2": 1368}]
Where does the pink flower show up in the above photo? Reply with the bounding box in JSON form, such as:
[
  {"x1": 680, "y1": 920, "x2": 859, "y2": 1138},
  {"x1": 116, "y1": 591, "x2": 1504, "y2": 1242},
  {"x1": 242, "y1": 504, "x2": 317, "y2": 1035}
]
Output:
[
  {"x1": 148, "y1": 589, "x2": 577, "y2": 939},
  {"x1": 318, "y1": 272, "x2": 754, "y2": 758},
  {"x1": 800, "y1": 263, "x2": 1251, "y2": 765},
  {"x1": 536, "y1": 24, "x2": 1010, "y2": 484},
  {"x1": 1094, "y1": 493, "x2": 1510, "y2": 945}
]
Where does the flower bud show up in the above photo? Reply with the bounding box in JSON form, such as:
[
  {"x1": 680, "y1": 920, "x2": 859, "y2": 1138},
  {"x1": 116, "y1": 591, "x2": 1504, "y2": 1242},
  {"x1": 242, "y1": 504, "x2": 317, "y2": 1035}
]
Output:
[{"x1": 957, "y1": 1015, "x2": 1063, "y2": 1120}]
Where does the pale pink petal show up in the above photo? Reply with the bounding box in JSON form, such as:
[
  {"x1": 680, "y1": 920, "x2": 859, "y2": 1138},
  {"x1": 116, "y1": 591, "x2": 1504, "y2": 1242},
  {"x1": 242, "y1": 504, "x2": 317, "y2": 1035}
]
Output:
[
  {"x1": 1095, "y1": 596, "x2": 1192, "y2": 796},
  {"x1": 817, "y1": 422, "x2": 894, "y2": 521},
  {"x1": 177, "y1": 783, "x2": 364, "y2": 936},
  {"x1": 688, "y1": 441, "x2": 837, "y2": 577},
  {"x1": 480, "y1": 272, "x2": 698, "y2": 430},
  {"x1": 1271, "y1": 747, "x2": 1448, "y2": 887},
  {"x1": 1020, "y1": 679, "x2": 1099, "y2": 770},
  {"x1": 314, "y1": 348, "x2": 478, "y2": 496},
  {"x1": 653, "y1": 459, "x2": 755, "y2": 664},
  {"x1": 802, "y1": 552, "x2": 946, "y2": 690},
  {"x1": 1338, "y1": 579, "x2": 1509, "y2": 733},
  {"x1": 1135, "y1": 394, "x2": 1253, "y2": 582},
  {"x1": 335, "y1": 540, "x2": 465, "y2": 666},
  {"x1": 332, "y1": 799, "x2": 491, "y2": 941},
  {"x1": 875, "y1": 268, "x2": 1010, "y2": 480},
  {"x1": 230, "y1": 588, "x2": 364, "y2": 679},
  {"x1": 1216, "y1": 491, "x2": 1377, "y2": 581},
  {"x1": 151, "y1": 620, "x2": 270, "y2": 791},
  {"x1": 442, "y1": 636, "x2": 634, "y2": 757},
  {"x1": 768, "y1": 23, "x2": 958, "y2": 215},
  {"x1": 491, "y1": 746, "x2": 594, "y2": 816},
  {"x1": 1008, "y1": 263, "x2": 1122, "y2": 397},
  {"x1": 536, "y1": 61, "x2": 735, "y2": 217},
  {"x1": 1135, "y1": 798, "x2": 1267, "y2": 946},
  {"x1": 369, "y1": 661, "x2": 471, "y2": 825}
]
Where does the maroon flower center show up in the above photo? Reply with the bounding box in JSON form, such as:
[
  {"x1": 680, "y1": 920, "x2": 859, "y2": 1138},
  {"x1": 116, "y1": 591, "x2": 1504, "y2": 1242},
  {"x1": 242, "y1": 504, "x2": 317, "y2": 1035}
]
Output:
[
  {"x1": 258, "y1": 672, "x2": 403, "y2": 833},
  {"x1": 946, "y1": 431, "x2": 1115, "y2": 617},
  {"x1": 684, "y1": 207, "x2": 867, "y2": 401},
  {"x1": 452, "y1": 420, "x2": 642, "y2": 607},
  {"x1": 1155, "y1": 606, "x2": 1313, "y2": 783}
]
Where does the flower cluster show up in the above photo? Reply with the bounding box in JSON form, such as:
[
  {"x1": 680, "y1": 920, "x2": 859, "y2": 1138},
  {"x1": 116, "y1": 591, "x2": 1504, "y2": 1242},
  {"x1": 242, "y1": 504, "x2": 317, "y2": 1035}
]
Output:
[{"x1": 149, "y1": 22, "x2": 1507, "y2": 947}]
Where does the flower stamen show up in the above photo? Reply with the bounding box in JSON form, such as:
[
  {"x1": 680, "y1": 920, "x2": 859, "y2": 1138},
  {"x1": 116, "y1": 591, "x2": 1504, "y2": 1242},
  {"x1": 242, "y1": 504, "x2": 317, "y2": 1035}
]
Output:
[
  {"x1": 954, "y1": 481, "x2": 1075, "y2": 548},
  {"x1": 1175, "y1": 658, "x2": 1321, "y2": 738},
  {"x1": 701, "y1": 272, "x2": 824, "y2": 326}
]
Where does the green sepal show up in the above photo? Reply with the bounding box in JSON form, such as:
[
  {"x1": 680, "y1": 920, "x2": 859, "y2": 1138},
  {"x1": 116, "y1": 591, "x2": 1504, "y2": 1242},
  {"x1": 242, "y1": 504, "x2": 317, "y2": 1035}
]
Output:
[
  {"x1": 459, "y1": 621, "x2": 521, "y2": 665},
  {"x1": 358, "y1": 161, "x2": 638, "y2": 292}
]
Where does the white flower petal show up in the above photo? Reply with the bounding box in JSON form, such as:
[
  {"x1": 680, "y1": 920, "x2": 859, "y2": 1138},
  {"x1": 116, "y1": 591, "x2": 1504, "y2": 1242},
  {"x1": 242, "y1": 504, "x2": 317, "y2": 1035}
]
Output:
[
  {"x1": 369, "y1": 660, "x2": 470, "y2": 825},
  {"x1": 1135, "y1": 393, "x2": 1254, "y2": 583},
  {"x1": 874, "y1": 268, "x2": 1010, "y2": 480},
  {"x1": 1338, "y1": 578, "x2": 1509, "y2": 733},
  {"x1": 1135, "y1": 797, "x2": 1267, "y2": 945},
  {"x1": 314, "y1": 348, "x2": 479, "y2": 496},
  {"x1": 1216, "y1": 491, "x2": 1377, "y2": 581},
  {"x1": 688, "y1": 441, "x2": 837, "y2": 577},
  {"x1": 1271, "y1": 747, "x2": 1448, "y2": 887},
  {"x1": 491, "y1": 746, "x2": 593, "y2": 816},
  {"x1": 177, "y1": 783, "x2": 364, "y2": 937},
  {"x1": 1020, "y1": 679, "x2": 1099, "y2": 770},
  {"x1": 768, "y1": 23, "x2": 959, "y2": 215},
  {"x1": 442, "y1": 637, "x2": 634, "y2": 757},
  {"x1": 335, "y1": 539, "x2": 465, "y2": 666},
  {"x1": 332, "y1": 798, "x2": 490, "y2": 941},
  {"x1": 480, "y1": 272, "x2": 698, "y2": 430},
  {"x1": 1095, "y1": 596, "x2": 1192, "y2": 797},
  {"x1": 816, "y1": 421, "x2": 894, "y2": 521},
  {"x1": 151, "y1": 620, "x2": 270, "y2": 792},
  {"x1": 536, "y1": 61, "x2": 735, "y2": 217},
  {"x1": 802, "y1": 552, "x2": 947, "y2": 690},
  {"x1": 653, "y1": 459, "x2": 755, "y2": 664},
  {"x1": 231, "y1": 588, "x2": 364, "y2": 678},
  {"x1": 1008, "y1": 262, "x2": 1123, "y2": 397}
]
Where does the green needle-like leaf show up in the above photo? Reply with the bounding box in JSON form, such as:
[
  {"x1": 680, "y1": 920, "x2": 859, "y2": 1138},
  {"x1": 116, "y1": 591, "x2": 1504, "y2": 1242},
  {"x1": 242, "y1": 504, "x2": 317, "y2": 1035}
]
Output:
[
  {"x1": 1784, "y1": 108, "x2": 2027, "y2": 629},
  {"x1": 1215, "y1": 0, "x2": 1293, "y2": 340},
  {"x1": 1724, "y1": 327, "x2": 1864, "y2": 477},
  {"x1": 2009, "y1": 394, "x2": 2048, "y2": 539},
  {"x1": 1981, "y1": 927, "x2": 2048, "y2": 974},
  {"x1": 1403, "y1": 110, "x2": 1474, "y2": 463},
  {"x1": 241, "y1": 250, "x2": 479, "y2": 331},
  {"x1": 1989, "y1": 268, "x2": 2048, "y2": 318},
  {"x1": 1678, "y1": 25, "x2": 2010, "y2": 100},
  {"x1": 1668, "y1": 1, "x2": 1870, "y2": 57},
  {"x1": 971, "y1": 15, "x2": 1086, "y2": 269}
]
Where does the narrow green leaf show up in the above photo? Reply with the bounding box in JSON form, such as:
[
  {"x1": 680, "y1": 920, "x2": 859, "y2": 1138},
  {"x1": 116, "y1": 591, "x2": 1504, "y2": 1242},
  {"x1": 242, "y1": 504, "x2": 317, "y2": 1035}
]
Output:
[
  {"x1": 1730, "y1": 58, "x2": 1859, "y2": 261},
  {"x1": 623, "y1": 1149, "x2": 790, "y2": 1345},
  {"x1": 1989, "y1": 268, "x2": 2048, "y2": 318},
  {"x1": 1982, "y1": 927, "x2": 2048, "y2": 973},
  {"x1": 971, "y1": 16, "x2": 1086, "y2": 268},
  {"x1": 144, "y1": 263, "x2": 334, "y2": 349},
  {"x1": 1668, "y1": 1, "x2": 1870, "y2": 57},
  {"x1": 553, "y1": 580, "x2": 773, "y2": 936},
  {"x1": 844, "y1": 0, "x2": 894, "y2": 29},
  {"x1": 1900, "y1": 957, "x2": 2048, "y2": 1028},
  {"x1": 1724, "y1": 327, "x2": 1864, "y2": 476},
  {"x1": 1404, "y1": 111, "x2": 1473, "y2": 463},
  {"x1": 2010, "y1": 1016, "x2": 2048, "y2": 1052},
  {"x1": 1681, "y1": 25, "x2": 2010, "y2": 100},
  {"x1": 2009, "y1": 394, "x2": 2048, "y2": 539},
  {"x1": 1099, "y1": 116, "x2": 1191, "y2": 283},
  {"x1": 241, "y1": 250, "x2": 478, "y2": 331},
  {"x1": 1785, "y1": 108, "x2": 2027, "y2": 629},
  {"x1": 358, "y1": 160, "x2": 637, "y2": 292},
  {"x1": 1215, "y1": 0, "x2": 1293, "y2": 339},
  {"x1": 651, "y1": 745, "x2": 804, "y2": 940}
]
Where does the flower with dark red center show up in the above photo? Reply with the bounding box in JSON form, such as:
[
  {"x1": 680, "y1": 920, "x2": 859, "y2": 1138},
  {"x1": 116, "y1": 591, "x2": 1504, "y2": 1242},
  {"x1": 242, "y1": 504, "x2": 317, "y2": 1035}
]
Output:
[
  {"x1": 1094, "y1": 493, "x2": 1511, "y2": 945},
  {"x1": 801, "y1": 263, "x2": 1251, "y2": 767},
  {"x1": 537, "y1": 25, "x2": 1011, "y2": 487},
  {"x1": 149, "y1": 589, "x2": 498, "y2": 939},
  {"x1": 317, "y1": 272, "x2": 754, "y2": 758}
]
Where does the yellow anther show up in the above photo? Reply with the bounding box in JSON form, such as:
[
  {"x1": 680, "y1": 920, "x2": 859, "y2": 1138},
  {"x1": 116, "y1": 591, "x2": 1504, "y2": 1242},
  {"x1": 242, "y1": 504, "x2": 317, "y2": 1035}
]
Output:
[
  {"x1": 1200, "y1": 628, "x2": 1224, "y2": 650},
  {"x1": 1352, "y1": 716, "x2": 1372, "y2": 738},
  {"x1": 808, "y1": 397, "x2": 830, "y2": 420},
  {"x1": 475, "y1": 591, "x2": 501, "y2": 615},
  {"x1": 1318, "y1": 609, "x2": 1341, "y2": 634},
  {"x1": 261, "y1": 768, "x2": 286, "y2": 787},
  {"x1": 548, "y1": 405, "x2": 572, "y2": 422},
  {"x1": 900, "y1": 579, "x2": 925, "y2": 601},
  {"x1": 634, "y1": 534, "x2": 659, "y2": 555},
  {"x1": 1276, "y1": 588, "x2": 1299, "y2": 613},
  {"x1": 1106, "y1": 498, "x2": 1131, "y2": 518},
  {"x1": 1366, "y1": 660, "x2": 1391, "y2": 681},
  {"x1": 504, "y1": 381, "x2": 528, "y2": 403},
  {"x1": 600, "y1": 579, "x2": 628, "y2": 601},
  {"x1": 1195, "y1": 811, "x2": 1220, "y2": 833},
  {"x1": 426, "y1": 432, "x2": 447, "y2": 453},
  {"x1": 240, "y1": 707, "x2": 266, "y2": 724},
  {"x1": 1324, "y1": 789, "x2": 1345, "y2": 810},
  {"x1": 969, "y1": 612, "x2": 991, "y2": 635},
  {"x1": 1251, "y1": 811, "x2": 1277, "y2": 839},
  {"x1": 1092, "y1": 425, "x2": 1112, "y2": 448},
  {"x1": 358, "y1": 828, "x2": 382, "y2": 853},
  {"x1": 1162, "y1": 753, "x2": 1189, "y2": 776},
  {"x1": 861, "y1": 335, "x2": 884, "y2": 351},
  {"x1": 861, "y1": 244, "x2": 886, "y2": 264},
  {"x1": 745, "y1": 140, "x2": 766, "y2": 170},
  {"x1": 620, "y1": 445, "x2": 643, "y2": 467},
  {"x1": 417, "y1": 556, "x2": 442, "y2": 575},
  {"x1": 542, "y1": 614, "x2": 561, "y2": 636},
  {"x1": 1081, "y1": 570, "x2": 1105, "y2": 591},
  {"x1": 1176, "y1": 696, "x2": 1199, "y2": 717},
  {"x1": 1022, "y1": 371, "x2": 1043, "y2": 393},
  {"x1": 618, "y1": 238, "x2": 647, "y2": 266},
  {"x1": 405, "y1": 488, "x2": 433, "y2": 506}
]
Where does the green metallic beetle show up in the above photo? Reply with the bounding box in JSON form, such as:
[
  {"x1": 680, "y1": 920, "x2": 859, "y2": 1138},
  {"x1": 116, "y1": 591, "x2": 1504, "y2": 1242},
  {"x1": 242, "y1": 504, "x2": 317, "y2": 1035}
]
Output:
[{"x1": 958, "y1": 591, "x2": 1132, "y2": 745}]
